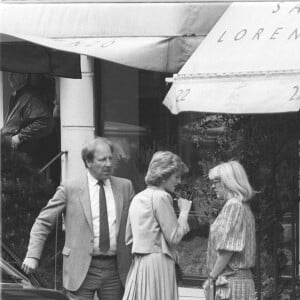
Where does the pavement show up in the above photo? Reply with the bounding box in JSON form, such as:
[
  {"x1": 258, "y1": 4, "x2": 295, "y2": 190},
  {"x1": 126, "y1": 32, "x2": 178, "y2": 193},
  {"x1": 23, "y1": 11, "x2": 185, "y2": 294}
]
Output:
[{"x1": 179, "y1": 287, "x2": 206, "y2": 300}]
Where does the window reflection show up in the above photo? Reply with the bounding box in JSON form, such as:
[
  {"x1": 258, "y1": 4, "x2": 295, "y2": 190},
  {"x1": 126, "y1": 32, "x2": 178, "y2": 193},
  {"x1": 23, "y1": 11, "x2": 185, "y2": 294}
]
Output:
[
  {"x1": 95, "y1": 60, "x2": 299, "y2": 294},
  {"x1": 96, "y1": 61, "x2": 209, "y2": 281}
]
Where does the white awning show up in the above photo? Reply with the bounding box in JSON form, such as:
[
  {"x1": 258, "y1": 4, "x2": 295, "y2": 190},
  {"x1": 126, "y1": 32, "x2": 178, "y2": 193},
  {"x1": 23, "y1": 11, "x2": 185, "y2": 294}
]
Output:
[
  {"x1": 0, "y1": 1, "x2": 228, "y2": 73},
  {"x1": 1, "y1": 33, "x2": 201, "y2": 73},
  {"x1": 163, "y1": 2, "x2": 300, "y2": 114}
]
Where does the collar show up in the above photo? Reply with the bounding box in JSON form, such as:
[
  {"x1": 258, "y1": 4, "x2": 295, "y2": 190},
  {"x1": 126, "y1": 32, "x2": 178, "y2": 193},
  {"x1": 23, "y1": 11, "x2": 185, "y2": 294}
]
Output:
[
  {"x1": 87, "y1": 172, "x2": 109, "y2": 186},
  {"x1": 147, "y1": 185, "x2": 164, "y2": 190}
]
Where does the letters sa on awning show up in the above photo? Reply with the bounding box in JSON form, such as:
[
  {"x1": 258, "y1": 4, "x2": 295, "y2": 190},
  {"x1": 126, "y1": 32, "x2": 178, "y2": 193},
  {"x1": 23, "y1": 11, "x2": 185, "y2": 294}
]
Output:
[{"x1": 163, "y1": 2, "x2": 300, "y2": 114}]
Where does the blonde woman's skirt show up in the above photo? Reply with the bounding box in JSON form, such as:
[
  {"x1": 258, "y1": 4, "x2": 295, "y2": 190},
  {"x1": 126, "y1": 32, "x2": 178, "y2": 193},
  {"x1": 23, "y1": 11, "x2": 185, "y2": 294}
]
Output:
[
  {"x1": 122, "y1": 253, "x2": 178, "y2": 300},
  {"x1": 228, "y1": 277, "x2": 255, "y2": 300},
  {"x1": 215, "y1": 269, "x2": 255, "y2": 300}
]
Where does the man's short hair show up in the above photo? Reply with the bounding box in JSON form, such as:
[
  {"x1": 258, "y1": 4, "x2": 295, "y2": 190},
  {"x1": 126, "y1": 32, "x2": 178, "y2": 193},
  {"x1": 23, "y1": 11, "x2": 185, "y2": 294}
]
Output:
[
  {"x1": 145, "y1": 151, "x2": 188, "y2": 186},
  {"x1": 81, "y1": 137, "x2": 114, "y2": 168}
]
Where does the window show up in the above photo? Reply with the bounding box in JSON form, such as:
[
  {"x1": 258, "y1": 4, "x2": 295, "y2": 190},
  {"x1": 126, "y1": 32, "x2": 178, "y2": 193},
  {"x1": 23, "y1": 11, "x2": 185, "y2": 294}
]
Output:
[{"x1": 95, "y1": 60, "x2": 208, "y2": 285}]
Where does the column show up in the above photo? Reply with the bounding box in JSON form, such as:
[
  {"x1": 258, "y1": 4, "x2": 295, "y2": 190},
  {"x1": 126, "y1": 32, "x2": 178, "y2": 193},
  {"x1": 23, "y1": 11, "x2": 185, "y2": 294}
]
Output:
[
  {"x1": 0, "y1": 71, "x2": 3, "y2": 128},
  {"x1": 299, "y1": 138, "x2": 300, "y2": 274},
  {"x1": 60, "y1": 55, "x2": 95, "y2": 180}
]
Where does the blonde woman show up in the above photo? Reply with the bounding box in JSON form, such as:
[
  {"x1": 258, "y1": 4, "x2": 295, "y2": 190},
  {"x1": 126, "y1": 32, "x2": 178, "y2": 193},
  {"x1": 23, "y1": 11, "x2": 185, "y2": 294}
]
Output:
[
  {"x1": 123, "y1": 151, "x2": 192, "y2": 300},
  {"x1": 203, "y1": 160, "x2": 256, "y2": 300}
]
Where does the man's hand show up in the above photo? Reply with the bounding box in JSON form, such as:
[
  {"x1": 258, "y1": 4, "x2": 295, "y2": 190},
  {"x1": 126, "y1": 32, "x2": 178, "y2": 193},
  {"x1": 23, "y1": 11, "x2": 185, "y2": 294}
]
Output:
[
  {"x1": 11, "y1": 134, "x2": 21, "y2": 149},
  {"x1": 22, "y1": 257, "x2": 39, "y2": 274}
]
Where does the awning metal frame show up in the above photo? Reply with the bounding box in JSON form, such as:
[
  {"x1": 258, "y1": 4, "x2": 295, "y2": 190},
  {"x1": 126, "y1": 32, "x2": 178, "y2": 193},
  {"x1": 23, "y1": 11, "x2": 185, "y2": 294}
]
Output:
[{"x1": 166, "y1": 69, "x2": 300, "y2": 83}]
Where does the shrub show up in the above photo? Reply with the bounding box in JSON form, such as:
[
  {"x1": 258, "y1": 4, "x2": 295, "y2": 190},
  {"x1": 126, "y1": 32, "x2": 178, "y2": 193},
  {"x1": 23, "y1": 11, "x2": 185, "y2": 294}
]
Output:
[{"x1": 1, "y1": 143, "x2": 63, "y2": 289}]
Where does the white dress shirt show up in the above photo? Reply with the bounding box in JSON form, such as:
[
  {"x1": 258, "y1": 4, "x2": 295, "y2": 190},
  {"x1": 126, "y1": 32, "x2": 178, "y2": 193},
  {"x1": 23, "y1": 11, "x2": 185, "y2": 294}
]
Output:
[{"x1": 87, "y1": 172, "x2": 117, "y2": 255}]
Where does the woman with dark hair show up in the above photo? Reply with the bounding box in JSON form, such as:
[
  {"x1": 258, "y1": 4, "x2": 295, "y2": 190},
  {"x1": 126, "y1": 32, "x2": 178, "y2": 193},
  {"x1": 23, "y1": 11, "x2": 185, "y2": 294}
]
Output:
[
  {"x1": 203, "y1": 160, "x2": 256, "y2": 300},
  {"x1": 123, "y1": 151, "x2": 192, "y2": 300}
]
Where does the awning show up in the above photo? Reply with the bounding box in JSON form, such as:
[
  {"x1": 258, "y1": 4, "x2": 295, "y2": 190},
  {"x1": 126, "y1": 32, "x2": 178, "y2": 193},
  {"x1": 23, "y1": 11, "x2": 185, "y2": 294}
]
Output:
[
  {"x1": 0, "y1": 1, "x2": 228, "y2": 73},
  {"x1": 1, "y1": 35, "x2": 81, "y2": 78},
  {"x1": 1, "y1": 33, "x2": 201, "y2": 73},
  {"x1": 163, "y1": 2, "x2": 300, "y2": 114}
]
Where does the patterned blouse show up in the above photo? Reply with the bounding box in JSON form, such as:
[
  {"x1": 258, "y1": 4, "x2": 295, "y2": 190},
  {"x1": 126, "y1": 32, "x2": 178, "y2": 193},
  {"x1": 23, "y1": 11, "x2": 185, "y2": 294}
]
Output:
[{"x1": 207, "y1": 197, "x2": 256, "y2": 273}]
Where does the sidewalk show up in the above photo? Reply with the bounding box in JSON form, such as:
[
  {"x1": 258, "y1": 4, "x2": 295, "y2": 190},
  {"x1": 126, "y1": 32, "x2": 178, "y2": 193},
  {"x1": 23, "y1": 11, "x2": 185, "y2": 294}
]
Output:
[{"x1": 179, "y1": 287, "x2": 206, "y2": 300}]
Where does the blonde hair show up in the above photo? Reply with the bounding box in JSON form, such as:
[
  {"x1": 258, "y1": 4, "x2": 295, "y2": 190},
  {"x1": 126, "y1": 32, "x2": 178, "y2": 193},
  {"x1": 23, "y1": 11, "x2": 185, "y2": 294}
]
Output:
[
  {"x1": 145, "y1": 151, "x2": 188, "y2": 186},
  {"x1": 209, "y1": 160, "x2": 254, "y2": 202}
]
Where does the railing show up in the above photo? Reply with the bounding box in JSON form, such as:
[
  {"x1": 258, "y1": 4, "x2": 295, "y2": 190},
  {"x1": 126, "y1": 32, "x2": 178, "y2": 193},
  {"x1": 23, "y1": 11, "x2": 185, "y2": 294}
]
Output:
[
  {"x1": 181, "y1": 273, "x2": 206, "y2": 287},
  {"x1": 37, "y1": 150, "x2": 67, "y2": 289},
  {"x1": 38, "y1": 151, "x2": 67, "y2": 174}
]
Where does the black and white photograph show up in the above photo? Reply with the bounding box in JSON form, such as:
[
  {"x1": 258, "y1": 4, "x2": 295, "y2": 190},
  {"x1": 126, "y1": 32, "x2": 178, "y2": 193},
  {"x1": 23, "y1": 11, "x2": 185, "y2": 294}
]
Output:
[{"x1": 1, "y1": 1, "x2": 300, "y2": 300}]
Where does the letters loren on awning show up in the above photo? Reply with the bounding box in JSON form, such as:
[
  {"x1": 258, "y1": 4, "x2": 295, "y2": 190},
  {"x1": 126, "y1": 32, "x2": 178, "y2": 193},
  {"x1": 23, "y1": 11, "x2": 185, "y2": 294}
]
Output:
[{"x1": 163, "y1": 2, "x2": 300, "y2": 114}]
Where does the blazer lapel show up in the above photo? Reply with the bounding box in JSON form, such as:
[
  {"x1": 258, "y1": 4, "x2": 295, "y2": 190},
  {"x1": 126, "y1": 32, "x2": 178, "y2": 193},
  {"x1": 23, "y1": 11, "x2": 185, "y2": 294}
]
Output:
[
  {"x1": 78, "y1": 177, "x2": 93, "y2": 232},
  {"x1": 110, "y1": 177, "x2": 123, "y2": 236}
]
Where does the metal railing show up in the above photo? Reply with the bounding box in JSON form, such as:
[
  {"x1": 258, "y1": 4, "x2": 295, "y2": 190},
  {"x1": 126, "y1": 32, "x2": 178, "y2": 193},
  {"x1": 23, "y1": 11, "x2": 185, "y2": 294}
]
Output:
[
  {"x1": 37, "y1": 150, "x2": 67, "y2": 290},
  {"x1": 38, "y1": 151, "x2": 67, "y2": 174}
]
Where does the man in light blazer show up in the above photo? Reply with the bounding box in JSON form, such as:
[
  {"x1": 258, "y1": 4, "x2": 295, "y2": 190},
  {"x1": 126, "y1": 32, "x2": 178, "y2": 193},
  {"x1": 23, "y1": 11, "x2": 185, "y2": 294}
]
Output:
[{"x1": 22, "y1": 137, "x2": 135, "y2": 300}]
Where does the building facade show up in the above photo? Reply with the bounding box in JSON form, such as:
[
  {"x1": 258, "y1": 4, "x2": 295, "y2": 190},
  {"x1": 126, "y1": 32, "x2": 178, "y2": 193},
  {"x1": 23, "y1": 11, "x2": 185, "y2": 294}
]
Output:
[{"x1": 1, "y1": 1, "x2": 300, "y2": 299}]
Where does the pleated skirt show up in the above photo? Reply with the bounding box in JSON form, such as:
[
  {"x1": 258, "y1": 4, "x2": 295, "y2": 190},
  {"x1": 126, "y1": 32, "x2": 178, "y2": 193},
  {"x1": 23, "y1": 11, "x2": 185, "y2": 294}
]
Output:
[{"x1": 122, "y1": 253, "x2": 178, "y2": 300}]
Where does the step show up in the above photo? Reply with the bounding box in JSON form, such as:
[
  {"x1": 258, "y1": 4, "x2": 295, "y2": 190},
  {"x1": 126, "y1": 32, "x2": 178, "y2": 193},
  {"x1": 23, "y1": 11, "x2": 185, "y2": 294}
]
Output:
[{"x1": 179, "y1": 287, "x2": 206, "y2": 300}]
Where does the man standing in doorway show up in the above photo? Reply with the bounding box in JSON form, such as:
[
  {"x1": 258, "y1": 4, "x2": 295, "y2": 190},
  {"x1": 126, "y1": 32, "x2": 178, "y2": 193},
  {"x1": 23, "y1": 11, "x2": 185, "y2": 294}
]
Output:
[
  {"x1": 1, "y1": 72, "x2": 53, "y2": 167},
  {"x1": 22, "y1": 137, "x2": 135, "y2": 300}
]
